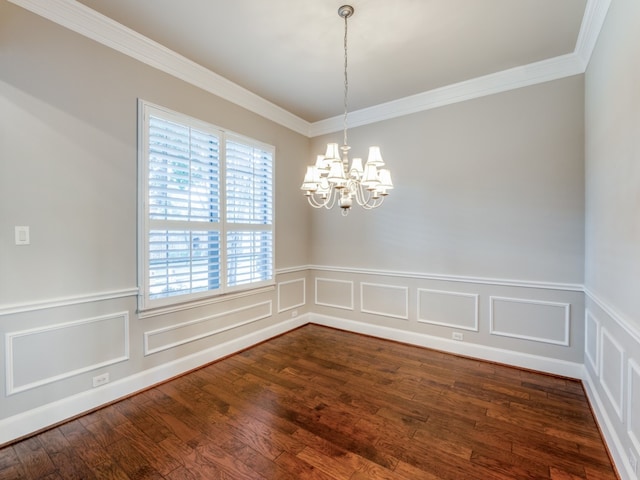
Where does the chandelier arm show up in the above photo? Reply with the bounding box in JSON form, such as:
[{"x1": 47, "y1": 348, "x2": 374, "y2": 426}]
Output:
[
  {"x1": 307, "y1": 187, "x2": 340, "y2": 209},
  {"x1": 353, "y1": 184, "x2": 385, "y2": 209},
  {"x1": 353, "y1": 182, "x2": 373, "y2": 207},
  {"x1": 363, "y1": 197, "x2": 385, "y2": 209},
  {"x1": 307, "y1": 193, "x2": 330, "y2": 209},
  {"x1": 306, "y1": 196, "x2": 327, "y2": 208},
  {"x1": 325, "y1": 189, "x2": 339, "y2": 209}
]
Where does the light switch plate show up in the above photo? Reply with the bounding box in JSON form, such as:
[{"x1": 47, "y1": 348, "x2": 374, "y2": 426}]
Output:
[{"x1": 15, "y1": 226, "x2": 30, "y2": 245}]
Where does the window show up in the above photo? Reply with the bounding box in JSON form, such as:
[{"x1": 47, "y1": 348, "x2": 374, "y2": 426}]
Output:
[{"x1": 138, "y1": 101, "x2": 274, "y2": 310}]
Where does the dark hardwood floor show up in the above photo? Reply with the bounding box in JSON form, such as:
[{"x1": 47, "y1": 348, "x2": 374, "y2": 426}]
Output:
[{"x1": 0, "y1": 324, "x2": 618, "y2": 479}]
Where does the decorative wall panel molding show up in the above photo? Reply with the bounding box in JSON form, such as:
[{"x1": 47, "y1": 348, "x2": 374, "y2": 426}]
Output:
[
  {"x1": 309, "y1": 264, "x2": 583, "y2": 291},
  {"x1": 489, "y1": 296, "x2": 570, "y2": 346},
  {"x1": 585, "y1": 287, "x2": 640, "y2": 345},
  {"x1": 315, "y1": 278, "x2": 354, "y2": 310},
  {"x1": 5, "y1": 312, "x2": 129, "y2": 395},
  {"x1": 138, "y1": 285, "x2": 274, "y2": 319},
  {"x1": 311, "y1": 313, "x2": 584, "y2": 379},
  {"x1": 277, "y1": 278, "x2": 305, "y2": 313},
  {"x1": 599, "y1": 327, "x2": 625, "y2": 421},
  {"x1": 0, "y1": 288, "x2": 137, "y2": 316},
  {"x1": 628, "y1": 360, "x2": 640, "y2": 455},
  {"x1": 360, "y1": 283, "x2": 409, "y2": 320},
  {"x1": 0, "y1": 315, "x2": 308, "y2": 446},
  {"x1": 144, "y1": 301, "x2": 272, "y2": 355},
  {"x1": 585, "y1": 309, "x2": 600, "y2": 374},
  {"x1": 417, "y1": 289, "x2": 479, "y2": 331}
]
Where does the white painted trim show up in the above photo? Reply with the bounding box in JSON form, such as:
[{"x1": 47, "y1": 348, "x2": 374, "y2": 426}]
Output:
[
  {"x1": 0, "y1": 315, "x2": 309, "y2": 446},
  {"x1": 314, "y1": 278, "x2": 354, "y2": 311},
  {"x1": 574, "y1": 0, "x2": 612, "y2": 67},
  {"x1": 309, "y1": 264, "x2": 583, "y2": 292},
  {"x1": 138, "y1": 285, "x2": 275, "y2": 319},
  {"x1": 7, "y1": 0, "x2": 611, "y2": 137},
  {"x1": 599, "y1": 327, "x2": 625, "y2": 422},
  {"x1": 143, "y1": 301, "x2": 272, "y2": 356},
  {"x1": 628, "y1": 359, "x2": 640, "y2": 457},
  {"x1": 583, "y1": 369, "x2": 637, "y2": 480},
  {"x1": 0, "y1": 288, "x2": 138, "y2": 316},
  {"x1": 489, "y1": 296, "x2": 571, "y2": 346},
  {"x1": 5, "y1": 0, "x2": 310, "y2": 136},
  {"x1": 584, "y1": 309, "x2": 600, "y2": 375},
  {"x1": 275, "y1": 265, "x2": 309, "y2": 275},
  {"x1": 310, "y1": 313, "x2": 583, "y2": 379},
  {"x1": 584, "y1": 287, "x2": 640, "y2": 345},
  {"x1": 360, "y1": 282, "x2": 409, "y2": 320},
  {"x1": 310, "y1": 53, "x2": 585, "y2": 136},
  {"x1": 5, "y1": 312, "x2": 130, "y2": 396},
  {"x1": 417, "y1": 288, "x2": 479, "y2": 332},
  {"x1": 277, "y1": 278, "x2": 306, "y2": 313}
]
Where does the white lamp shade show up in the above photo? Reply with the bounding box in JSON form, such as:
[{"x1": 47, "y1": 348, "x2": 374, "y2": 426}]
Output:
[
  {"x1": 300, "y1": 166, "x2": 319, "y2": 191},
  {"x1": 361, "y1": 163, "x2": 380, "y2": 189},
  {"x1": 367, "y1": 146, "x2": 384, "y2": 167},
  {"x1": 324, "y1": 143, "x2": 341, "y2": 162},
  {"x1": 314, "y1": 154, "x2": 329, "y2": 173},
  {"x1": 378, "y1": 168, "x2": 393, "y2": 189},
  {"x1": 327, "y1": 161, "x2": 347, "y2": 187},
  {"x1": 301, "y1": 165, "x2": 321, "y2": 190},
  {"x1": 349, "y1": 157, "x2": 364, "y2": 175}
]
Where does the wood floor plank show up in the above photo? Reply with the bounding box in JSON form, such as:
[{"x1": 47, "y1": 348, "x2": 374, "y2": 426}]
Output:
[
  {"x1": 12, "y1": 437, "x2": 57, "y2": 479},
  {"x1": 0, "y1": 446, "x2": 26, "y2": 480},
  {"x1": 0, "y1": 324, "x2": 619, "y2": 479}
]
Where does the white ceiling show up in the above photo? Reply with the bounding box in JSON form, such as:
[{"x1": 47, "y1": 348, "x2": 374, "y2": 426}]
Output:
[{"x1": 9, "y1": 0, "x2": 611, "y2": 135}]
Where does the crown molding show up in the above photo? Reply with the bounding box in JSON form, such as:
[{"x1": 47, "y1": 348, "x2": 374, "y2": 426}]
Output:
[
  {"x1": 574, "y1": 0, "x2": 612, "y2": 68},
  {"x1": 310, "y1": 0, "x2": 611, "y2": 136},
  {"x1": 7, "y1": 0, "x2": 311, "y2": 137},
  {"x1": 8, "y1": 0, "x2": 610, "y2": 139},
  {"x1": 309, "y1": 53, "x2": 586, "y2": 136}
]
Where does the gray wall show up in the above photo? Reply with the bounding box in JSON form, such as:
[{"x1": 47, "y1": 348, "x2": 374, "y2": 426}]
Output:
[
  {"x1": 584, "y1": 0, "x2": 640, "y2": 476},
  {"x1": 306, "y1": 77, "x2": 587, "y2": 372},
  {"x1": 310, "y1": 77, "x2": 585, "y2": 284},
  {"x1": 2, "y1": 3, "x2": 639, "y2": 475},
  {"x1": 0, "y1": 1, "x2": 310, "y2": 438}
]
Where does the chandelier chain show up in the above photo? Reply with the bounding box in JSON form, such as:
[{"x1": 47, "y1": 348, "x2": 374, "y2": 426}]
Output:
[{"x1": 343, "y1": 12, "x2": 349, "y2": 148}]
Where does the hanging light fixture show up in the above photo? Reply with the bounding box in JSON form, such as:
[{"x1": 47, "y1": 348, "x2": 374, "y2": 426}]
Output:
[{"x1": 301, "y1": 4, "x2": 393, "y2": 216}]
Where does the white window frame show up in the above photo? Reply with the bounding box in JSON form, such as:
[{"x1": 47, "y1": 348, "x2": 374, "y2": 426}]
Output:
[{"x1": 137, "y1": 100, "x2": 275, "y2": 311}]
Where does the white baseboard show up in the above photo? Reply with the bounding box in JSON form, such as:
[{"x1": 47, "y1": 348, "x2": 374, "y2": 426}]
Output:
[
  {"x1": 582, "y1": 370, "x2": 635, "y2": 480},
  {"x1": 0, "y1": 315, "x2": 308, "y2": 446},
  {"x1": 310, "y1": 313, "x2": 584, "y2": 378},
  {"x1": 1, "y1": 312, "x2": 630, "y2": 480}
]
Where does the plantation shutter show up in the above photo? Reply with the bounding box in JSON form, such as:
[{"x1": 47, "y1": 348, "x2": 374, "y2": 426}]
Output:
[
  {"x1": 147, "y1": 115, "x2": 221, "y2": 300},
  {"x1": 139, "y1": 101, "x2": 275, "y2": 309},
  {"x1": 226, "y1": 137, "x2": 274, "y2": 287}
]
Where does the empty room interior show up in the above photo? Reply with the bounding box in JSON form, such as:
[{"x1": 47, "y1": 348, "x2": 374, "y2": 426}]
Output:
[{"x1": 1, "y1": 0, "x2": 639, "y2": 478}]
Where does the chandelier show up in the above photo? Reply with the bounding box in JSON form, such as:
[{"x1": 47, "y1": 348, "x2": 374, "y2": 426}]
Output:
[{"x1": 301, "y1": 5, "x2": 393, "y2": 215}]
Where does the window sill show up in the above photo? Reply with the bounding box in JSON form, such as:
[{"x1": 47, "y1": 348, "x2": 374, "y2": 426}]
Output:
[{"x1": 137, "y1": 284, "x2": 275, "y2": 319}]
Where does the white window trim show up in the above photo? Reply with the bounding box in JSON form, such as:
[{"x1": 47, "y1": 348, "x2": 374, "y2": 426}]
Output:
[{"x1": 137, "y1": 99, "x2": 275, "y2": 313}]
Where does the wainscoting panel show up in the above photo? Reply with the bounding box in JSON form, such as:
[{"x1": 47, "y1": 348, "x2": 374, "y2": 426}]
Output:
[
  {"x1": 628, "y1": 360, "x2": 640, "y2": 455},
  {"x1": 583, "y1": 289, "x2": 640, "y2": 480},
  {"x1": 600, "y1": 327, "x2": 625, "y2": 421},
  {"x1": 417, "y1": 289, "x2": 479, "y2": 331},
  {"x1": 490, "y1": 296, "x2": 570, "y2": 346},
  {"x1": 361, "y1": 283, "x2": 408, "y2": 320},
  {"x1": 144, "y1": 301, "x2": 272, "y2": 355},
  {"x1": 277, "y1": 278, "x2": 305, "y2": 313},
  {"x1": 315, "y1": 278, "x2": 354, "y2": 310},
  {"x1": 585, "y1": 309, "x2": 600, "y2": 374},
  {"x1": 5, "y1": 312, "x2": 129, "y2": 395}
]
